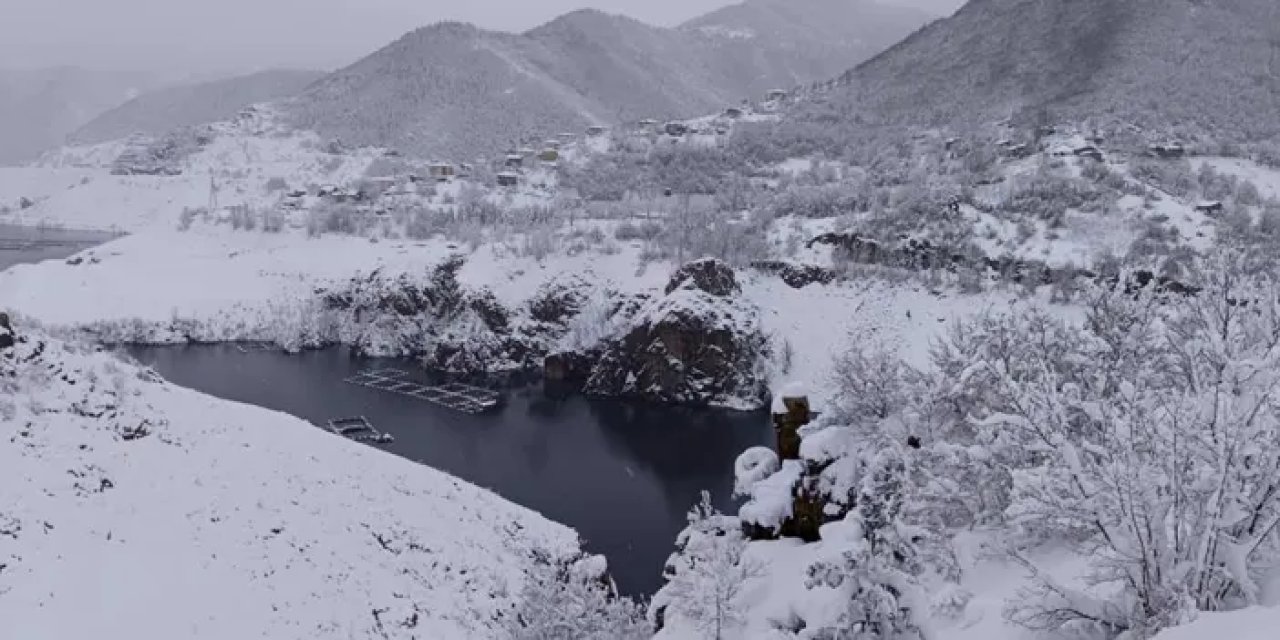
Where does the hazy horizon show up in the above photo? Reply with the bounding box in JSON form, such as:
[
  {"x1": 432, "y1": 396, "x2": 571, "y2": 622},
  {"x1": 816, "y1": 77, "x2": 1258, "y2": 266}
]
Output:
[{"x1": 0, "y1": 0, "x2": 962, "y2": 77}]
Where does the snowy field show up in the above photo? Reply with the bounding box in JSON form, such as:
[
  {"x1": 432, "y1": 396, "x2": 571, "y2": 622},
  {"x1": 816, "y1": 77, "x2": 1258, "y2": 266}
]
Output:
[{"x1": 0, "y1": 326, "x2": 586, "y2": 639}]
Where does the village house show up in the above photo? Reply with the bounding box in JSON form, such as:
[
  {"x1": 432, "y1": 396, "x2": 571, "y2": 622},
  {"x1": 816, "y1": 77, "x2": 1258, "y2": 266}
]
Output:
[
  {"x1": 1073, "y1": 145, "x2": 1104, "y2": 162},
  {"x1": 496, "y1": 172, "x2": 520, "y2": 187},
  {"x1": 428, "y1": 162, "x2": 456, "y2": 181},
  {"x1": 664, "y1": 121, "x2": 689, "y2": 137},
  {"x1": 504, "y1": 154, "x2": 523, "y2": 169},
  {"x1": 586, "y1": 125, "x2": 608, "y2": 137},
  {"x1": 765, "y1": 89, "x2": 788, "y2": 101},
  {"x1": 1149, "y1": 143, "x2": 1186, "y2": 159},
  {"x1": 724, "y1": 107, "x2": 744, "y2": 119},
  {"x1": 1195, "y1": 200, "x2": 1224, "y2": 215}
]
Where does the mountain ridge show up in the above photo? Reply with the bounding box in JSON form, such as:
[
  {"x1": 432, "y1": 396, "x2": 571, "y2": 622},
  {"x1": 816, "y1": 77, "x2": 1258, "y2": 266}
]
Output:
[{"x1": 278, "y1": 0, "x2": 935, "y2": 159}]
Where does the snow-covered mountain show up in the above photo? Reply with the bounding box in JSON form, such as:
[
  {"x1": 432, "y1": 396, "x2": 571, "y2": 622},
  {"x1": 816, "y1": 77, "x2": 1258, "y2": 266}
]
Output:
[
  {"x1": 0, "y1": 67, "x2": 171, "y2": 165},
  {"x1": 280, "y1": 1, "x2": 935, "y2": 160},
  {"x1": 69, "y1": 69, "x2": 325, "y2": 146},
  {"x1": 801, "y1": 0, "x2": 1280, "y2": 143}
]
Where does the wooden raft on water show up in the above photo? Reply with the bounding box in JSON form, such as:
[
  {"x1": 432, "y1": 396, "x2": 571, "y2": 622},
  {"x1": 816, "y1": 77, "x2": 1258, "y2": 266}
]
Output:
[{"x1": 343, "y1": 368, "x2": 502, "y2": 414}]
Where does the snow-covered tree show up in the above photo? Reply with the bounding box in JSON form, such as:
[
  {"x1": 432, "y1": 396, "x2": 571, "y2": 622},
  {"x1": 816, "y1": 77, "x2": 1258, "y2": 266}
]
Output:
[
  {"x1": 504, "y1": 550, "x2": 649, "y2": 640},
  {"x1": 658, "y1": 491, "x2": 762, "y2": 640},
  {"x1": 803, "y1": 449, "x2": 926, "y2": 640}
]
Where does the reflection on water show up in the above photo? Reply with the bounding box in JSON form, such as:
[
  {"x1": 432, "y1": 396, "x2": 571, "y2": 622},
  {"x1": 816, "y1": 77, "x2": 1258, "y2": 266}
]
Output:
[{"x1": 125, "y1": 344, "x2": 773, "y2": 596}]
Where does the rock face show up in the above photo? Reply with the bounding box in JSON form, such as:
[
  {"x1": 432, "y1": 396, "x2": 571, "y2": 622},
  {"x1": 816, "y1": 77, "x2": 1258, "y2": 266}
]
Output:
[
  {"x1": 663, "y1": 258, "x2": 741, "y2": 297},
  {"x1": 318, "y1": 256, "x2": 770, "y2": 406},
  {"x1": 0, "y1": 312, "x2": 14, "y2": 350},
  {"x1": 318, "y1": 258, "x2": 592, "y2": 375},
  {"x1": 750, "y1": 260, "x2": 836, "y2": 289},
  {"x1": 583, "y1": 258, "x2": 770, "y2": 409}
]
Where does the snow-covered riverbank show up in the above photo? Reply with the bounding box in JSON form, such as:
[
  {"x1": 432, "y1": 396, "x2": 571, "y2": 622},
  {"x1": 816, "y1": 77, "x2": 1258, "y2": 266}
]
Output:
[
  {"x1": 0, "y1": 321, "x2": 590, "y2": 638},
  {"x1": 0, "y1": 225, "x2": 1028, "y2": 408}
]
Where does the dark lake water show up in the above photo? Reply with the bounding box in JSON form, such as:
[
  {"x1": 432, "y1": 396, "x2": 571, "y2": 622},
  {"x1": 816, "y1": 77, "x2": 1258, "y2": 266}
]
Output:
[
  {"x1": 125, "y1": 344, "x2": 773, "y2": 597},
  {"x1": 0, "y1": 223, "x2": 120, "y2": 271}
]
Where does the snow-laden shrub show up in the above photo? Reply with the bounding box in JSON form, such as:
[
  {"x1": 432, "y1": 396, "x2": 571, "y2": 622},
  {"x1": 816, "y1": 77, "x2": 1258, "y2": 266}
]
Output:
[
  {"x1": 734, "y1": 447, "x2": 780, "y2": 496},
  {"x1": 803, "y1": 450, "x2": 926, "y2": 640},
  {"x1": 653, "y1": 492, "x2": 762, "y2": 640},
  {"x1": 504, "y1": 549, "x2": 648, "y2": 640},
  {"x1": 737, "y1": 460, "x2": 803, "y2": 535},
  {"x1": 919, "y1": 252, "x2": 1280, "y2": 637},
  {"x1": 827, "y1": 345, "x2": 916, "y2": 429}
]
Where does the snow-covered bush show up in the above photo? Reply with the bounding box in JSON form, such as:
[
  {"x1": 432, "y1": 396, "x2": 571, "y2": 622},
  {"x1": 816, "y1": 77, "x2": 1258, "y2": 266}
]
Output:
[
  {"x1": 1131, "y1": 158, "x2": 1197, "y2": 198},
  {"x1": 504, "y1": 550, "x2": 649, "y2": 640},
  {"x1": 827, "y1": 344, "x2": 917, "y2": 429},
  {"x1": 803, "y1": 450, "x2": 926, "y2": 640},
  {"x1": 915, "y1": 253, "x2": 1280, "y2": 637},
  {"x1": 655, "y1": 492, "x2": 763, "y2": 640}
]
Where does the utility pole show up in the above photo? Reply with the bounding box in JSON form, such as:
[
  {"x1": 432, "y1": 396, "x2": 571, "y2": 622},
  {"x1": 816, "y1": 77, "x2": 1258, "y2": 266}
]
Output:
[{"x1": 208, "y1": 175, "x2": 219, "y2": 213}]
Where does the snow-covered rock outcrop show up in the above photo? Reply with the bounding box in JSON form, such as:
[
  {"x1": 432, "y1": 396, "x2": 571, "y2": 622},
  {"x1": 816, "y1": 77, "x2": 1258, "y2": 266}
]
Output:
[
  {"x1": 319, "y1": 257, "x2": 594, "y2": 374},
  {"x1": 582, "y1": 258, "x2": 771, "y2": 409},
  {"x1": 0, "y1": 318, "x2": 592, "y2": 639}
]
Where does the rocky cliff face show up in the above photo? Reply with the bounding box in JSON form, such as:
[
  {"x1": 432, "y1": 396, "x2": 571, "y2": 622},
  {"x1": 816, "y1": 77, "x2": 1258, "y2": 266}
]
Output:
[
  {"x1": 319, "y1": 256, "x2": 592, "y2": 375},
  {"x1": 582, "y1": 258, "x2": 770, "y2": 409},
  {"x1": 0, "y1": 312, "x2": 14, "y2": 350}
]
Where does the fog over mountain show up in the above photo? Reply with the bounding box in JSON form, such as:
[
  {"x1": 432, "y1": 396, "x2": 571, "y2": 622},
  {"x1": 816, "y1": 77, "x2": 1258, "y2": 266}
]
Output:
[
  {"x1": 69, "y1": 70, "x2": 325, "y2": 146},
  {"x1": 0, "y1": 68, "x2": 172, "y2": 165},
  {"x1": 0, "y1": 0, "x2": 961, "y2": 73}
]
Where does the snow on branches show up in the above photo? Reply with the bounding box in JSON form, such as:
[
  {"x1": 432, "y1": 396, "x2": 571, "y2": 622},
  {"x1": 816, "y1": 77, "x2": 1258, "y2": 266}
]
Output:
[{"x1": 912, "y1": 252, "x2": 1280, "y2": 637}]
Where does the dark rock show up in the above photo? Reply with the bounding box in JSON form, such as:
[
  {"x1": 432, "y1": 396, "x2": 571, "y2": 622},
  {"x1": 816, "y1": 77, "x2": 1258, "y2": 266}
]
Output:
[
  {"x1": 466, "y1": 291, "x2": 509, "y2": 333},
  {"x1": 585, "y1": 261, "x2": 768, "y2": 407},
  {"x1": 528, "y1": 279, "x2": 588, "y2": 325},
  {"x1": 751, "y1": 261, "x2": 836, "y2": 289},
  {"x1": 664, "y1": 257, "x2": 740, "y2": 297},
  {"x1": 0, "y1": 312, "x2": 13, "y2": 350},
  {"x1": 544, "y1": 351, "x2": 597, "y2": 385},
  {"x1": 807, "y1": 232, "x2": 1200, "y2": 297}
]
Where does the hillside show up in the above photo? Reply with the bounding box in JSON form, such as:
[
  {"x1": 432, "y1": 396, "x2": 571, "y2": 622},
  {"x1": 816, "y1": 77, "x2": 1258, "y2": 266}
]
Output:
[
  {"x1": 69, "y1": 69, "x2": 324, "y2": 146},
  {"x1": 0, "y1": 320, "x2": 594, "y2": 638},
  {"x1": 280, "y1": 1, "x2": 934, "y2": 160},
  {"x1": 681, "y1": 0, "x2": 938, "y2": 88},
  {"x1": 0, "y1": 67, "x2": 170, "y2": 165},
  {"x1": 799, "y1": 0, "x2": 1280, "y2": 143}
]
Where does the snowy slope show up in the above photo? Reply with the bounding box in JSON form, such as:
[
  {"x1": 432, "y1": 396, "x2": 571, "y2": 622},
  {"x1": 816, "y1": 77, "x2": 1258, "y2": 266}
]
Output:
[
  {"x1": 0, "y1": 324, "x2": 586, "y2": 639},
  {"x1": 1151, "y1": 607, "x2": 1280, "y2": 640},
  {"x1": 5, "y1": 114, "x2": 380, "y2": 231},
  {"x1": 68, "y1": 69, "x2": 324, "y2": 146}
]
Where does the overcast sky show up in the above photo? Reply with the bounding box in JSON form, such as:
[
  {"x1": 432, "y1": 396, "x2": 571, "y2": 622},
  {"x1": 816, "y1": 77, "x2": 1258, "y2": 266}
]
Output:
[{"x1": 1, "y1": 0, "x2": 963, "y2": 77}]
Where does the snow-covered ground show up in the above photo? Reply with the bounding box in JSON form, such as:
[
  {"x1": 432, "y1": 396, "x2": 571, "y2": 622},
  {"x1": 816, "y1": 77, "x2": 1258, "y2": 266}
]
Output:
[
  {"x1": 1193, "y1": 156, "x2": 1280, "y2": 201},
  {"x1": 0, "y1": 324, "x2": 586, "y2": 639}
]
